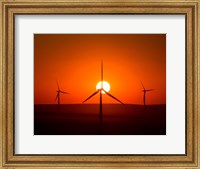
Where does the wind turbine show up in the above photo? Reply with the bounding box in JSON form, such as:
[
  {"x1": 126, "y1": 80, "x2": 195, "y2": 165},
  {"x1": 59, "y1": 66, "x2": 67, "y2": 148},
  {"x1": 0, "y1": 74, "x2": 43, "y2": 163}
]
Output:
[
  {"x1": 55, "y1": 81, "x2": 69, "y2": 112},
  {"x1": 140, "y1": 81, "x2": 154, "y2": 106},
  {"x1": 83, "y1": 60, "x2": 124, "y2": 129}
]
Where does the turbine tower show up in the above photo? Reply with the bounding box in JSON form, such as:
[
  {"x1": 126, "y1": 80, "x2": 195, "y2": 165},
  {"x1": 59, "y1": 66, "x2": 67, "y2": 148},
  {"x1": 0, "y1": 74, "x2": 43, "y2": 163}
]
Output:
[
  {"x1": 140, "y1": 81, "x2": 154, "y2": 106},
  {"x1": 55, "y1": 81, "x2": 69, "y2": 112},
  {"x1": 83, "y1": 60, "x2": 124, "y2": 129}
]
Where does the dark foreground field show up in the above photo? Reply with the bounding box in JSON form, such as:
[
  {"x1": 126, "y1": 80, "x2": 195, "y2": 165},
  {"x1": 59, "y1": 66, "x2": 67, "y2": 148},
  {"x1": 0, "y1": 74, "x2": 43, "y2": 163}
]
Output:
[{"x1": 34, "y1": 104, "x2": 166, "y2": 135}]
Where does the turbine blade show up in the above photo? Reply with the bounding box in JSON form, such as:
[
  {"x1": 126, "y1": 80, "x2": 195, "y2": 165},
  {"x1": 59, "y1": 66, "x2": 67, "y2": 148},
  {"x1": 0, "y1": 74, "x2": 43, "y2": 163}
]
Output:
[
  {"x1": 60, "y1": 91, "x2": 69, "y2": 94},
  {"x1": 101, "y1": 60, "x2": 103, "y2": 88},
  {"x1": 103, "y1": 89, "x2": 124, "y2": 105},
  {"x1": 56, "y1": 80, "x2": 60, "y2": 91},
  {"x1": 55, "y1": 93, "x2": 59, "y2": 102},
  {"x1": 140, "y1": 81, "x2": 145, "y2": 90},
  {"x1": 83, "y1": 90, "x2": 99, "y2": 103}
]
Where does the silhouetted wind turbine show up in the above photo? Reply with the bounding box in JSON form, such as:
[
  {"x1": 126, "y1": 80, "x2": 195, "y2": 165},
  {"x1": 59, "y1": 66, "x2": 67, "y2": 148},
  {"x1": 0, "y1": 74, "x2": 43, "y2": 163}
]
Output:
[
  {"x1": 140, "y1": 81, "x2": 154, "y2": 106},
  {"x1": 55, "y1": 81, "x2": 69, "y2": 112},
  {"x1": 83, "y1": 60, "x2": 124, "y2": 129}
]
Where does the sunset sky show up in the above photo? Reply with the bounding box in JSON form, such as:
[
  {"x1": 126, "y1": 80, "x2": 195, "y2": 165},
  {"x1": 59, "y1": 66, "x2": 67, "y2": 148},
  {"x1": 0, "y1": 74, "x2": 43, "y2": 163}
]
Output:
[{"x1": 34, "y1": 34, "x2": 166, "y2": 105}]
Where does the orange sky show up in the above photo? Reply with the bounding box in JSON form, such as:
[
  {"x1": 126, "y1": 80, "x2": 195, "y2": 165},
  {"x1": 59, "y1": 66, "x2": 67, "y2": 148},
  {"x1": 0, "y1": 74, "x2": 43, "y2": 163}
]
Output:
[{"x1": 34, "y1": 34, "x2": 166, "y2": 105}]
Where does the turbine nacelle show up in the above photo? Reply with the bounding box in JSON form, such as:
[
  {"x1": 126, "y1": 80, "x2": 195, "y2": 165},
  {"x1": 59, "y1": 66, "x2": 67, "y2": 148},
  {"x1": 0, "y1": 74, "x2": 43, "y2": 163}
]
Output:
[
  {"x1": 142, "y1": 89, "x2": 154, "y2": 92},
  {"x1": 98, "y1": 88, "x2": 105, "y2": 94}
]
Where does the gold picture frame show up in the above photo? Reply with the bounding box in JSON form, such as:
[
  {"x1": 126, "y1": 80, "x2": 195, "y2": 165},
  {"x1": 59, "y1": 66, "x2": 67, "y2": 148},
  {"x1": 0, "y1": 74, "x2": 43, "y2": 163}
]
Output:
[{"x1": 0, "y1": 0, "x2": 199, "y2": 168}]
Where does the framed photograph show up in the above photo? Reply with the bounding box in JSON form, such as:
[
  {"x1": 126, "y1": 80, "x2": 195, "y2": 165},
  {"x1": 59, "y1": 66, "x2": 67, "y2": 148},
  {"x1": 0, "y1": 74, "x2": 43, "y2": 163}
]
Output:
[{"x1": 0, "y1": 0, "x2": 199, "y2": 168}]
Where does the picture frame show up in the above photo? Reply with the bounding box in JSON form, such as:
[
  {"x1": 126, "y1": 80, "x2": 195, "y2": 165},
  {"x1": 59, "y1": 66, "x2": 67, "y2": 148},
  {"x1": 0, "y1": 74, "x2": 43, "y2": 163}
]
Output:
[{"x1": 0, "y1": 0, "x2": 199, "y2": 168}]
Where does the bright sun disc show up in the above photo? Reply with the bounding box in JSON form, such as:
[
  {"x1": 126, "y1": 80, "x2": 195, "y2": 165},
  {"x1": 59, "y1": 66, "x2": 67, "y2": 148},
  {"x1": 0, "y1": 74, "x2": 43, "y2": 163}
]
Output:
[{"x1": 96, "y1": 81, "x2": 110, "y2": 94}]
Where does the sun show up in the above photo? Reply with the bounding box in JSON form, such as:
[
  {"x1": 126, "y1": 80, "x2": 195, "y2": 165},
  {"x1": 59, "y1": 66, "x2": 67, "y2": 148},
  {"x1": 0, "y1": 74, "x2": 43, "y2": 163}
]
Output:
[{"x1": 96, "y1": 81, "x2": 110, "y2": 94}]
